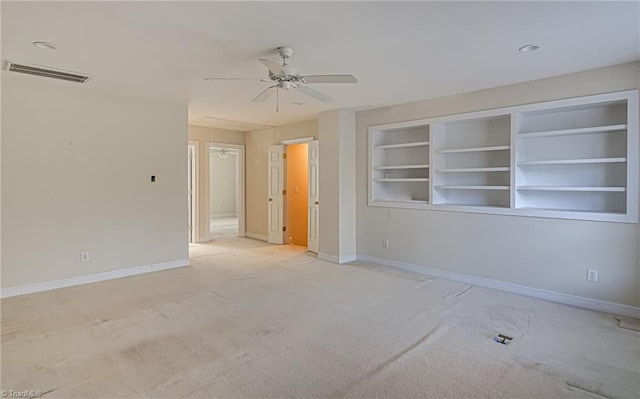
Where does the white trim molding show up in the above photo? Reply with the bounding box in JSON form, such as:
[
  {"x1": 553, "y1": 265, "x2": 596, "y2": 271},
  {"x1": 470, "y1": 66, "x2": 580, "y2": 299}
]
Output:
[
  {"x1": 318, "y1": 253, "x2": 357, "y2": 264},
  {"x1": 280, "y1": 136, "x2": 316, "y2": 145},
  {"x1": 356, "y1": 254, "x2": 640, "y2": 319},
  {"x1": 0, "y1": 259, "x2": 190, "y2": 299},
  {"x1": 188, "y1": 141, "x2": 200, "y2": 243}
]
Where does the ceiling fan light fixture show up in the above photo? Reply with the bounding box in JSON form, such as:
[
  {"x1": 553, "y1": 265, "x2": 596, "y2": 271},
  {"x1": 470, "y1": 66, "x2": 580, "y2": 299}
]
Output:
[
  {"x1": 33, "y1": 41, "x2": 57, "y2": 50},
  {"x1": 518, "y1": 43, "x2": 541, "y2": 53},
  {"x1": 279, "y1": 81, "x2": 293, "y2": 90}
]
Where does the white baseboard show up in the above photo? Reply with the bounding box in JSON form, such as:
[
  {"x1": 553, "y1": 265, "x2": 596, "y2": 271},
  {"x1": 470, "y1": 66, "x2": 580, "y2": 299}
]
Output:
[
  {"x1": 245, "y1": 232, "x2": 268, "y2": 242},
  {"x1": 0, "y1": 259, "x2": 190, "y2": 299},
  {"x1": 357, "y1": 254, "x2": 640, "y2": 319},
  {"x1": 318, "y1": 253, "x2": 357, "y2": 264}
]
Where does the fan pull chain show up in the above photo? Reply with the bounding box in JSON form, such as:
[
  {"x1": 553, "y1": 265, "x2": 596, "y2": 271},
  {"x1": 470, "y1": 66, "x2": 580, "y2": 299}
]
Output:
[{"x1": 276, "y1": 86, "x2": 279, "y2": 113}]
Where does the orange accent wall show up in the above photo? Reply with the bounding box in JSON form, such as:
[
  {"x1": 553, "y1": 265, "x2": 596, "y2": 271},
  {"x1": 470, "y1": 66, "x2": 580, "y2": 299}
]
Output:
[{"x1": 286, "y1": 143, "x2": 308, "y2": 247}]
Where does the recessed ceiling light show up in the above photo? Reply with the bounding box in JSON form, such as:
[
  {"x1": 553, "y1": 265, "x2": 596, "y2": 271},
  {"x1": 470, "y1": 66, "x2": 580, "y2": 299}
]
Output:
[
  {"x1": 32, "y1": 41, "x2": 57, "y2": 50},
  {"x1": 518, "y1": 43, "x2": 541, "y2": 53}
]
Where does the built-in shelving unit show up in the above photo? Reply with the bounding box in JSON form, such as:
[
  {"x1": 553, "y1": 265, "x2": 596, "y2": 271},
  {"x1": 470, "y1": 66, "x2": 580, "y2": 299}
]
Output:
[{"x1": 368, "y1": 90, "x2": 638, "y2": 222}]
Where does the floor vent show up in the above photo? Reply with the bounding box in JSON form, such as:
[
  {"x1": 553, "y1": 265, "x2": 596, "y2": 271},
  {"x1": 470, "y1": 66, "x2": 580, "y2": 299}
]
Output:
[
  {"x1": 3, "y1": 60, "x2": 92, "y2": 83},
  {"x1": 493, "y1": 334, "x2": 513, "y2": 345}
]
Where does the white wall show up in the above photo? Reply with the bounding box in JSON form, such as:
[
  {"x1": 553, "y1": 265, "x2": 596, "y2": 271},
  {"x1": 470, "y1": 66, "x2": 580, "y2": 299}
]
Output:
[
  {"x1": 1, "y1": 73, "x2": 188, "y2": 288},
  {"x1": 245, "y1": 119, "x2": 318, "y2": 238},
  {"x1": 209, "y1": 152, "x2": 237, "y2": 217},
  {"x1": 318, "y1": 110, "x2": 356, "y2": 260},
  {"x1": 356, "y1": 62, "x2": 640, "y2": 307}
]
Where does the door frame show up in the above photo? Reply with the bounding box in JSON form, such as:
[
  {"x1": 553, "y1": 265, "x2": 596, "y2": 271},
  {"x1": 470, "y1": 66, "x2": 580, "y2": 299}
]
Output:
[
  {"x1": 188, "y1": 141, "x2": 199, "y2": 243},
  {"x1": 206, "y1": 142, "x2": 246, "y2": 239}
]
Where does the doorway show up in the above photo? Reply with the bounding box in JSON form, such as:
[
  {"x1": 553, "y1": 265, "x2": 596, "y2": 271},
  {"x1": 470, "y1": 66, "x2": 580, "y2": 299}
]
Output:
[
  {"x1": 267, "y1": 139, "x2": 319, "y2": 252},
  {"x1": 285, "y1": 143, "x2": 308, "y2": 247},
  {"x1": 207, "y1": 143, "x2": 245, "y2": 240}
]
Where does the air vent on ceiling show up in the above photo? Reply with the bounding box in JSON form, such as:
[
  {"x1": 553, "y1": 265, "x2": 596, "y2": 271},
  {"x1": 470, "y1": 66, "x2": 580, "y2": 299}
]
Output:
[{"x1": 3, "y1": 60, "x2": 92, "y2": 83}]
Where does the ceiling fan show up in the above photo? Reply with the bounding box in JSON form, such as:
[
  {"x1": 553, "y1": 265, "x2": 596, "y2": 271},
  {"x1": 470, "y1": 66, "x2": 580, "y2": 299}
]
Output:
[{"x1": 205, "y1": 46, "x2": 358, "y2": 111}]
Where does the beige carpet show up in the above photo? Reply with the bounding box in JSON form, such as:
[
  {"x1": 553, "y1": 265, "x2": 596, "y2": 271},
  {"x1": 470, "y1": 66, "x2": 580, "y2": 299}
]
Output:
[
  {"x1": 210, "y1": 216, "x2": 238, "y2": 237},
  {"x1": 2, "y1": 237, "x2": 639, "y2": 398}
]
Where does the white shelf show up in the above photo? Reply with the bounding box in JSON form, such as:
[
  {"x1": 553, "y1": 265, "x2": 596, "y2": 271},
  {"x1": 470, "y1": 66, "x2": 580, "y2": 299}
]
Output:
[
  {"x1": 437, "y1": 145, "x2": 510, "y2": 154},
  {"x1": 517, "y1": 186, "x2": 626, "y2": 192},
  {"x1": 375, "y1": 141, "x2": 430, "y2": 149},
  {"x1": 374, "y1": 178, "x2": 429, "y2": 182},
  {"x1": 517, "y1": 207, "x2": 625, "y2": 215},
  {"x1": 435, "y1": 167, "x2": 510, "y2": 173},
  {"x1": 434, "y1": 185, "x2": 510, "y2": 191},
  {"x1": 518, "y1": 157, "x2": 627, "y2": 166},
  {"x1": 518, "y1": 124, "x2": 627, "y2": 139},
  {"x1": 374, "y1": 199, "x2": 429, "y2": 204},
  {"x1": 369, "y1": 200, "x2": 429, "y2": 209},
  {"x1": 374, "y1": 164, "x2": 429, "y2": 170}
]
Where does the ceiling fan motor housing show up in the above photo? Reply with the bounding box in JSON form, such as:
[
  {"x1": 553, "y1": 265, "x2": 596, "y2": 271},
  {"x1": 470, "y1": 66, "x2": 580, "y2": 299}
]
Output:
[{"x1": 277, "y1": 46, "x2": 294, "y2": 60}]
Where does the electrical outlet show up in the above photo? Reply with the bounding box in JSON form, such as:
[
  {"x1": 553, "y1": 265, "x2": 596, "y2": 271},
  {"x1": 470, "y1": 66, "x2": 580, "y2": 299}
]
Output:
[
  {"x1": 81, "y1": 252, "x2": 90, "y2": 263},
  {"x1": 587, "y1": 269, "x2": 598, "y2": 282},
  {"x1": 382, "y1": 239, "x2": 389, "y2": 248}
]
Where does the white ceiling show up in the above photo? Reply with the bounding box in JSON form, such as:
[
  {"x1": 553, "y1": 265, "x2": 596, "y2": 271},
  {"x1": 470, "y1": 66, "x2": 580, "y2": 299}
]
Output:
[{"x1": 2, "y1": 1, "x2": 638, "y2": 131}]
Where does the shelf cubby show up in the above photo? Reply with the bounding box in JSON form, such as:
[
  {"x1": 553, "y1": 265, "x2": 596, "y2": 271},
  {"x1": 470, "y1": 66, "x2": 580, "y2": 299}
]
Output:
[
  {"x1": 514, "y1": 94, "x2": 633, "y2": 215},
  {"x1": 369, "y1": 122, "x2": 430, "y2": 206},
  {"x1": 431, "y1": 114, "x2": 511, "y2": 208}
]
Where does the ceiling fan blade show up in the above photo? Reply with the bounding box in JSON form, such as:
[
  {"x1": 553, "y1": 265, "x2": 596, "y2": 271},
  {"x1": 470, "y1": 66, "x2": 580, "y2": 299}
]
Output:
[
  {"x1": 205, "y1": 77, "x2": 270, "y2": 82},
  {"x1": 259, "y1": 59, "x2": 286, "y2": 77},
  {"x1": 252, "y1": 85, "x2": 277, "y2": 103},
  {"x1": 297, "y1": 85, "x2": 333, "y2": 103},
  {"x1": 206, "y1": 77, "x2": 256, "y2": 81},
  {"x1": 301, "y1": 74, "x2": 358, "y2": 84}
]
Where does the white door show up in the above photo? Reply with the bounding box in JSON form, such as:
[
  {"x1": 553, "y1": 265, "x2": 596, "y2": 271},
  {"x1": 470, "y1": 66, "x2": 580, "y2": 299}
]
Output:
[
  {"x1": 268, "y1": 145, "x2": 284, "y2": 244},
  {"x1": 307, "y1": 140, "x2": 319, "y2": 253}
]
